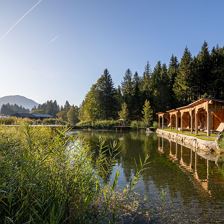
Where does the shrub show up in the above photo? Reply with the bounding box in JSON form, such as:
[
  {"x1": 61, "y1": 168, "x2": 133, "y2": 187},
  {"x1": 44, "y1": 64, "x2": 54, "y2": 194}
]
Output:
[
  {"x1": 0, "y1": 117, "x2": 17, "y2": 125},
  {"x1": 130, "y1": 120, "x2": 145, "y2": 129},
  {"x1": 42, "y1": 118, "x2": 67, "y2": 125},
  {"x1": 152, "y1": 121, "x2": 158, "y2": 129},
  {"x1": 76, "y1": 120, "x2": 120, "y2": 129}
]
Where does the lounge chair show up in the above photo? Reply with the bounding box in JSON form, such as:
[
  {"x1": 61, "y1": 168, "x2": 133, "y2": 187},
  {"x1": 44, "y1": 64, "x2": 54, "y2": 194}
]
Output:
[{"x1": 216, "y1": 122, "x2": 224, "y2": 133}]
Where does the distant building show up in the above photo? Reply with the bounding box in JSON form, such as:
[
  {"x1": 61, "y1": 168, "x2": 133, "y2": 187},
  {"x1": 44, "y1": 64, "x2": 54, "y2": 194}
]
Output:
[{"x1": 12, "y1": 113, "x2": 53, "y2": 120}]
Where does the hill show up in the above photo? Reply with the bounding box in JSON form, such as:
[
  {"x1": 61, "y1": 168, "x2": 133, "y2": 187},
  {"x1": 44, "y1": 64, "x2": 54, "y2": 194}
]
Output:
[{"x1": 0, "y1": 95, "x2": 39, "y2": 110}]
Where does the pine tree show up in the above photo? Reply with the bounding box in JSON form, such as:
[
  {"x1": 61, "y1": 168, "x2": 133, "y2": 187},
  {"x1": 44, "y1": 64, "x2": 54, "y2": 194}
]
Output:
[
  {"x1": 121, "y1": 69, "x2": 134, "y2": 119},
  {"x1": 79, "y1": 69, "x2": 118, "y2": 121},
  {"x1": 210, "y1": 46, "x2": 224, "y2": 98},
  {"x1": 118, "y1": 102, "x2": 129, "y2": 124},
  {"x1": 142, "y1": 100, "x2": 153, "y2": 127},
  {"x1": 95, "y1": 69, "x2": 118, "y2": 119},
  {"x1": 141, "y1": 61, "x2": 152, "y2": 100},
  {"x1": 167, "y1": 55, "x2": 179, "y2": 107},
  {"x1": 173, "y1": 47, "x2": 193, "y2": 105},
  {"x1": 132, "y1": 72, "x2": 143, "y2": 119},
  {"x1": 194, "y1": 41, "x2": 211, "y2": 97}
]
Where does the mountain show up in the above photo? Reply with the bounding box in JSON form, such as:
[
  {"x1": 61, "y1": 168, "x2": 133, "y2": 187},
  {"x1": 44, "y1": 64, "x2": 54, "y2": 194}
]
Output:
[{"x1": 0, "y1": 95, "x2": 39, "y2": 110}]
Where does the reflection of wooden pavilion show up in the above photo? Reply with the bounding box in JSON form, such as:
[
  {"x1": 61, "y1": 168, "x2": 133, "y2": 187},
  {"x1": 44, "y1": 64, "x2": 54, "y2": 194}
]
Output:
[{"x1": 157, "y1": 98, "x2": 224, "y2": 136}]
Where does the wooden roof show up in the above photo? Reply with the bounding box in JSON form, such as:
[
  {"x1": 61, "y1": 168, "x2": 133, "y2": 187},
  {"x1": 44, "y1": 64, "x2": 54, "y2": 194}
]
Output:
[
  {"x1": 176, "y1": 98, "x2": 224, "y2": 111},
  {"x1": 157, "y1": 98, "x2": 224, "y2": 115}
]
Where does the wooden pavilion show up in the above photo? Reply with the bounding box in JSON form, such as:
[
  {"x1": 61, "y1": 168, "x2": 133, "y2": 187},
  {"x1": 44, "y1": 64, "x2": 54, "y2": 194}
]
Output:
[{"x1": 157, "y1": 98, "x2": 224, "y2": 136}]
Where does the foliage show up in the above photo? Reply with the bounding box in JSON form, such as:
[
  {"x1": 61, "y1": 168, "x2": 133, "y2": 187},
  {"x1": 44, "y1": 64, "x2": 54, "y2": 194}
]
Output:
[
  {"x1": 67, "y1": 106, "x2": 79, "y2": 126},
  {"x1": 118, "y1": 102, "x2": 129, "y2": 123},
  {"x1": 56, "y1": 101, "x2": 71, "y2": 121},
  {"x1": 0, "y1": 126, "x2": 150, "y2": 223},
  {"x1": 142, "y1": 100, "x2": 153, "y2": 127},
  {"x1": 217, "y1": 132, "x2": 224, "y2": 150},
  {"x1": 76, "y1": 120, "x2": 120, "y2": 129},
  {"x1": 130, "y1": 120, "x2": 145, "y2": 129},
  {"x1": 0, "y1": 117, "x2": 66, "y2": 126},
  {"x1": 152, "y1": 121, "x2": 158, "y2": 129},
  {"x1": 173, "y1": 47, "x2": 193, "y2": 104},
  {"x1": 32, "y1": 100, "x2": 60, "y2": 116},
  {"x1": 77, "y1": 42, "x2": 224, "y2": 124},
  {"x1": 41, "y1": 118, "x2": 67, "y2": 125},
  {"x1": 0, "y1": 117, "x2": 18, "y2": 125},
  {"x1": 79, "y1": 69, "x2": 118, "y2": 121}
]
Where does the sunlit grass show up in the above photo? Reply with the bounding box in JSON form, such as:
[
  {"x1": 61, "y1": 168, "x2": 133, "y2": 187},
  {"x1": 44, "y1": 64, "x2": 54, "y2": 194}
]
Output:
[{"x1": 162, "y1": 128, "x2": 217, "y2": 141}]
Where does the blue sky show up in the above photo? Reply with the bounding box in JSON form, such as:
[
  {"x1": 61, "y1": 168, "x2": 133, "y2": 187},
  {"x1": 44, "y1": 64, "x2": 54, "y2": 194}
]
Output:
[{"x1": 0, "y1": 0, "x2": 224, "y2": 106}]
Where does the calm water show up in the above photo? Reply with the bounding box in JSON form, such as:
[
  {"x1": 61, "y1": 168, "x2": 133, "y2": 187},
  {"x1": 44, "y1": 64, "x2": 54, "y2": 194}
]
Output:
[{"x1": 76, "y1": 131, "x2": 224, "y2": 224}]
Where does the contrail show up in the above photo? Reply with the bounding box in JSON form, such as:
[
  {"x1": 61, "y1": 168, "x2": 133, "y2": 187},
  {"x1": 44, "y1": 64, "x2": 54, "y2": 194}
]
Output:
[{"x1": 0, "y1": 0, "x2": 43, "y2": 41}]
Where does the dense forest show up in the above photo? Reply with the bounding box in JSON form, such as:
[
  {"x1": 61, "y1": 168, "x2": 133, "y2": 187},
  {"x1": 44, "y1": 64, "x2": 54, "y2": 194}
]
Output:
[
  {"x1": 79, "y1": 42, "x2": 224, "y2": 124},
  {"x1": 1, "y1": 42, "x2": 224, "y2": 127}
]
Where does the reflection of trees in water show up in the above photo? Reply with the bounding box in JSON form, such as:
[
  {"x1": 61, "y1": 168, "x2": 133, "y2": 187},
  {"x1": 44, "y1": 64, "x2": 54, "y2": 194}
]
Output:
[
  {"x1": 119, "y1": 133, "x2": 156, "y2": 184},
  {"x1": 77, "y1": 131, "x2": 157, "y2": 184},
  {"x1": 77, "y1": 131, "x2": 120, "y2": 183}
]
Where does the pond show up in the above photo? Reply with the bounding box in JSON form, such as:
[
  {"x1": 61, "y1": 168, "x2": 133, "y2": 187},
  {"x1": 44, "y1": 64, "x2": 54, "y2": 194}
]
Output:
[{"x1": 76, "y1": 131, "x2": 224, "y2": 223}]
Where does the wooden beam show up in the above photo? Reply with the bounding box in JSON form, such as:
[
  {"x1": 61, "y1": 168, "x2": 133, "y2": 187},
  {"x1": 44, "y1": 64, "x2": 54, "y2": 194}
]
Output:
[
  {"x1": 162, "y1": 115, "x2": 164, "y2": 129},
  {"x1": 190, "y1": 109, "x2": 193, "y2": 133},
  {"x1": 195, "y1": 110, "x2": 198, "y2": 135},
  {"x1": 207, "y1": 104, "x2": 211, "y2": 136},
  {"x1": 175, "y1": 112, "x2": 178, "y2": 130},
  {"x1": 181, "y1": 112, "x2": 183, "y2": 131}
]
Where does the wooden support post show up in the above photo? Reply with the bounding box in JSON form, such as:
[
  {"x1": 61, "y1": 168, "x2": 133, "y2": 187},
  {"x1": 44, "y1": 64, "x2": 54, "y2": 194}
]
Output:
[
  {"x1": 180, "y1": 112, "x2": 183, "y2": 131},
  {"x1": 175, "y1": 113, "x2": 178, "y2": 130},
  {"x1": 162, "y1": 115, "x2": 164, "y2": 129},
  {"x1": 207, "y1": 110, "x2": 210, "y2": 136},
  {"x1": 158, "y1": 115, "x2": 161, "y2": 128},
  {"x1": 210, "y1": 112, "x2": 213, "y2": 131},
  {"x1": 195, "y1": 110, "x2": 198, "y2": 135},
  {"x1": 170, "y1": 114, "x2": 172, "y2": 130},
  {"x1": 190, "y1": 110, "x2": 193, "y2": 133}
]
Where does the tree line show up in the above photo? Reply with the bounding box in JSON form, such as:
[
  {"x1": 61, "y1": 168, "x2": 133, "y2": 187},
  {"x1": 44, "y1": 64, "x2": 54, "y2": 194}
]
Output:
[
  {"x1": 79, "y1": 42, "x2": 224, "y2": 125},
  {"x1": 1, "y1": 104, "x2": 29, "y2": 115},
  {"x1": 1, "y1": 42, "x2": 224, "y2": 127},
  {"x1": 0, "y1": 100, "x2": 79, "y2": 127}
]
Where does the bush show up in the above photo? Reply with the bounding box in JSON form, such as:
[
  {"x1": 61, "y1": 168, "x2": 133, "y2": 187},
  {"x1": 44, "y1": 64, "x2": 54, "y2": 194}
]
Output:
[
  {"x1": 76, "y1": 120, "x2": 120, "y2": 129},
  {"x1": 152, "y1": 121, "x2": 158, "y2": 129},
  {"x1": 0, "y1": 117, "x2": 17, "y2": 125},
  {"x1": 42, "y1": 118, "x2": 67, "y2": 125},
  {"x1": 130, "y1": 120, "x2": 145, "y2": 129}
]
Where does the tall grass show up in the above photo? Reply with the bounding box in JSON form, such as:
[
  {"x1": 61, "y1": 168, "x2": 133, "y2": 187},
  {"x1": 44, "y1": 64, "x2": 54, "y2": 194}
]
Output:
[{"x1": 0, "y1": 126, "x2": 150, "y2": 223}]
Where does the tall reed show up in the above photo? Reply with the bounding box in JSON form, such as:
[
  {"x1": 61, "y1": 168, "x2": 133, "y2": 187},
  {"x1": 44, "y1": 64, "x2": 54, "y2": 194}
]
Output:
[{"x1": 0, "y1": 125, "x2": 149, "y2": 223}]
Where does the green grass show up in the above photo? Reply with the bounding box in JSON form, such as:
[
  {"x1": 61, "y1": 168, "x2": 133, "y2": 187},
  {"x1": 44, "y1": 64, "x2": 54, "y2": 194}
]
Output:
[
  {"x1": 162, "y1": 128, "x2": 217, "y2": 141},
  {"x1": 218, "y1": 133, "x2": 224, "y2": 149}
]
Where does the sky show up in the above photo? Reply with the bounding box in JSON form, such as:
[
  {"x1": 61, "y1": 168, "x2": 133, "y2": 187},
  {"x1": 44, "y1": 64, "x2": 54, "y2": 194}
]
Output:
[{"x1": 0, "y1": 0, "x2": 224, "y2": 106}]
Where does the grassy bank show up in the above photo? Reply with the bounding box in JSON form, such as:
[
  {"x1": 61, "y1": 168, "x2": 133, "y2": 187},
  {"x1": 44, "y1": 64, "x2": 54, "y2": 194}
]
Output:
[
  {"x1": 0, "y1": 125, "x2": 149, "y2": 223},
  {"x1": 162, "y1": 128, "x2": 217, "y2": 141},
  {"x1": 76, "y1": 119, "x2": 158, "y2": 130}
]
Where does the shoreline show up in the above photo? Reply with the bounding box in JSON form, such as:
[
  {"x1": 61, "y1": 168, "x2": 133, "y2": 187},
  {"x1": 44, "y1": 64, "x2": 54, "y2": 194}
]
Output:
[{"x1": 156, "y1": 128, "x2": 218, "y2": 153}]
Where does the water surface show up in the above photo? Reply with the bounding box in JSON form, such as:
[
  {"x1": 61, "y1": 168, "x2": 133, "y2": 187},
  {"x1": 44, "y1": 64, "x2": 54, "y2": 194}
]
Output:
[{"x1": 76, "y1": 131, "x2": 224, "y2": 223}]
